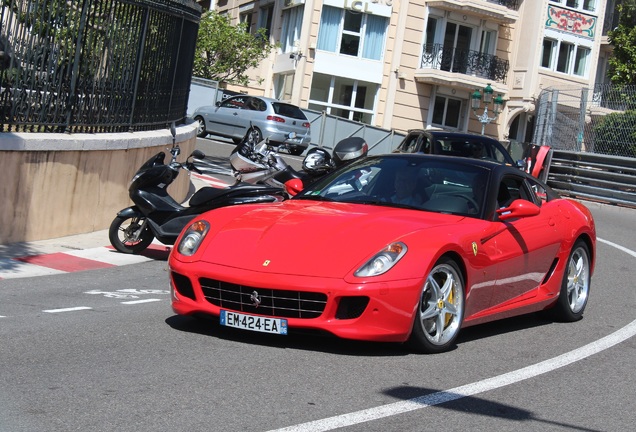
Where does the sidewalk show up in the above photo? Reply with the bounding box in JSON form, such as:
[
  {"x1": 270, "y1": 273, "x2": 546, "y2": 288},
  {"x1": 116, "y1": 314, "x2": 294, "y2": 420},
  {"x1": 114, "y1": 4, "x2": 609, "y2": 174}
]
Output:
[{"x1": 0, "y1": 173, "x2": 228, "y2": 280}]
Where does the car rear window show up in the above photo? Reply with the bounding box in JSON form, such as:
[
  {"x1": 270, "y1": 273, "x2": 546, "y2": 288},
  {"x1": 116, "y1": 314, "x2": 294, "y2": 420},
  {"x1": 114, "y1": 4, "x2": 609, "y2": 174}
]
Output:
[{"x1": 272, "y1": 103, "x2": 307, "y2": 120}]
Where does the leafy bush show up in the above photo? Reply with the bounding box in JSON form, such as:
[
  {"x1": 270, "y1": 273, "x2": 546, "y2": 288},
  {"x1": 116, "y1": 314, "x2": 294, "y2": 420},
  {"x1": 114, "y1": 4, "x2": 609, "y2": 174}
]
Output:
[{"x1": 592, "y1": 110, "x2": 636, "y2": 157}]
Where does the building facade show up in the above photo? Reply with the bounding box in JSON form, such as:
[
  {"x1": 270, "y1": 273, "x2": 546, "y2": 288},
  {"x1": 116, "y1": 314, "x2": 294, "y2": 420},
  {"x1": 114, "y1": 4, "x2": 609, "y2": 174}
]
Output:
[{"x1": 198, "y1": 0, "x2": 611, "y2": 142}]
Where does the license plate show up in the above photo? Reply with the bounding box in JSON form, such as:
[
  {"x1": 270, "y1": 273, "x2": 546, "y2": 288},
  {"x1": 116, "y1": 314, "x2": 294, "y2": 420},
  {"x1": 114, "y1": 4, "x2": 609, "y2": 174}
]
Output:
[{"x1": 220, "y1": 310, "x2": 287, "y2": 335}]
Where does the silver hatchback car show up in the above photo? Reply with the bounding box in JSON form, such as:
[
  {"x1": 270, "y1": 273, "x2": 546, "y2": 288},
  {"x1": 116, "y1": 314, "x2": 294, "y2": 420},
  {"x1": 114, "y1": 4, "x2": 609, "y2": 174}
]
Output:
[{"x1": 193, "y1": 95, "x2": 311, "y2": 156}]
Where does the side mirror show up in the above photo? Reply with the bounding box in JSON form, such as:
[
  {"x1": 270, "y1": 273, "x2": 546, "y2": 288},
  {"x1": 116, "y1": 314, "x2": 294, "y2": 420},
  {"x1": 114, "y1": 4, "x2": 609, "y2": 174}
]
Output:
[
  {"x1": 284, "y1": 179, "x2": 304, "y2": 196},
  {"x1": 170, "y1": 121, "x2": 176, "y2": 138},
  {"x1": 496, "y1": 199, "x2": 540, "y2": 221},
  {"x1": 191, "y1": 150, "x2": 205, "y2": 160}
]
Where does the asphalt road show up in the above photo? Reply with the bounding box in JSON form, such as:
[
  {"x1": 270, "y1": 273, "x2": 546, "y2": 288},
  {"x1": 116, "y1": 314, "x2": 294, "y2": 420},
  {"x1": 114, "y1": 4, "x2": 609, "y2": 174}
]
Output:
[{"x1": 0, "y1": 140, "x2": 634, "y2": 431}]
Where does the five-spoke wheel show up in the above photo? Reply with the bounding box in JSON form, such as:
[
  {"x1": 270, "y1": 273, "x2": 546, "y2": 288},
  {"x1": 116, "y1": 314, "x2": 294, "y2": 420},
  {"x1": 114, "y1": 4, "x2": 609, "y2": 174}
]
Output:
[
  {"x1": 551, "y1": 240, "x2": 591, "y2": 321},
  {"x1": 408, "y1": 258, "x2": 465, "y2": 353}
]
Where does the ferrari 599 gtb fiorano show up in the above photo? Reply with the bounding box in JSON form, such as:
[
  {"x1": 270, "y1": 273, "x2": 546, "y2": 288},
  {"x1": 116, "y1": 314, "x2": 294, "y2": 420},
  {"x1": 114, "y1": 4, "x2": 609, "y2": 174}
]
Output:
[{"x1": 168, "y1": 154, "x2": 596, "y2": 353}]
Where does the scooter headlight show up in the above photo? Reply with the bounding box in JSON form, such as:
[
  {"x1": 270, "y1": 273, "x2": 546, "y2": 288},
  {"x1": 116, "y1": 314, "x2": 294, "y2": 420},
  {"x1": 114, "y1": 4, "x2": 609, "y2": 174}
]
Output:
[{"x1": 177, "y1": 220, "x2": 209, "y2": 256}]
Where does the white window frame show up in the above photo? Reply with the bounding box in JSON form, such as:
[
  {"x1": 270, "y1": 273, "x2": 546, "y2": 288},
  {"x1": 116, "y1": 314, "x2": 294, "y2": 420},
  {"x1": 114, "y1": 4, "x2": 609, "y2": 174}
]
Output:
[
  {"x1": 257, "y1": 3, "x2": 274, "y2": 39},
  {"x1": 422, "y1": 10, "x2": 499, "y2": 73},
  {"x1": 280, "y1": 5, "x2": 304, "y2": 54},
  {"x1": 239, "y1": 11, "x2": 253, "y2": 33},
  {"x1": 316, "y1": 6, "x2": 388, "y2": 61},
  {"x1": 308, "y1": 73, "x2": 378, "y2": 124},
  {"x1": 274, "y1": 73, "x2": 295, "y2": 101},
  {"x1": 541, "y1": 29, "x2": 592, "y2": 77},
  {"x1": 549, "y1": 0, "x2": 597, "y2": 13},
  {"x1": 428, "y1": 87, "x2": 467, "y2": 131}
]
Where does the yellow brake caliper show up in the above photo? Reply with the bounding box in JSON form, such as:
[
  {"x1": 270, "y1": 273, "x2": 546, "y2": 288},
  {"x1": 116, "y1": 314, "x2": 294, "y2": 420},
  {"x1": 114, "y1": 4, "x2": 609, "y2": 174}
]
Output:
[{"x1": 443, "y1": 280, "x2": 454, "y2": 329}]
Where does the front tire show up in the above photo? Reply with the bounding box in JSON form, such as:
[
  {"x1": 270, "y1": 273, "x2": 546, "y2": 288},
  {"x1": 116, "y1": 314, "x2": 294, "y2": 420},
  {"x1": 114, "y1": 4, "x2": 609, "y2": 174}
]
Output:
[
  {"x1": 108, "y1": 215, "x2": 154, "y2": 254},
  {"x1": 550, "y1": 240, "x2": 591, "y2": 322},
  {"x1": 194, "y1": 116, "x2": 207, "y2": 138},
  {"x1": 245, "y1": 127, "x2": 262, "y2": 146},
  {"x1": 408, "y1": 258, "x2": 465, "y2": 354}
]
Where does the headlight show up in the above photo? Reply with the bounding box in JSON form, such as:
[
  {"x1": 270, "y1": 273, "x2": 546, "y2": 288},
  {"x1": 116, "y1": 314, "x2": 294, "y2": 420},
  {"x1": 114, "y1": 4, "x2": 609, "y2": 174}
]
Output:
[
  {"x1": 354, "y1": 242, "x2": 407, "y2": 277},
  {"x1": 177, "y1": 220, "x2": 209, "y2": 256}
]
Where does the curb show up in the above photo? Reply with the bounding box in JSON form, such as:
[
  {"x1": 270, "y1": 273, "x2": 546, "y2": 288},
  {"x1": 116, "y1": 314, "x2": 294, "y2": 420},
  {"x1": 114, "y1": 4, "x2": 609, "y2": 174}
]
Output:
[{"x1": 0, "y1": 172, "x2": 230, "y2": 280}]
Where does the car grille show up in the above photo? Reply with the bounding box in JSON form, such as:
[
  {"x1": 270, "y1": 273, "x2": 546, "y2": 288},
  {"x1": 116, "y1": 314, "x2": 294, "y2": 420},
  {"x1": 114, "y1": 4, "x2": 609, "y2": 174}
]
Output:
[{"x1": 200, "y1": 278, "x2": 327, "y2": 319}]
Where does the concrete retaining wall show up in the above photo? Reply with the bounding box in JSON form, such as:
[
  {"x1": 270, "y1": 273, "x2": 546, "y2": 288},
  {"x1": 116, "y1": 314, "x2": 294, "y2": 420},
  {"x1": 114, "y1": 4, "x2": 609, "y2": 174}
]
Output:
[{"x1": 0, "y1": 124, "x2": 198, "y2": 244}]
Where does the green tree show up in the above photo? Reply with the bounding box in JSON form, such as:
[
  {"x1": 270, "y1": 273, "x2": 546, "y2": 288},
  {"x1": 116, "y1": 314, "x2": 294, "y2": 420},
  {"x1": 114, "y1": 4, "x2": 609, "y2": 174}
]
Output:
[
  {"x1": 192, "y1": 11, "x2": 277, "y2": 86},
  {"x1": 608, "y1": 0, "x2": 636, "y2": 85},
  {"x1": 592, "y1": 110, "x2": 636, "y2": 157}
]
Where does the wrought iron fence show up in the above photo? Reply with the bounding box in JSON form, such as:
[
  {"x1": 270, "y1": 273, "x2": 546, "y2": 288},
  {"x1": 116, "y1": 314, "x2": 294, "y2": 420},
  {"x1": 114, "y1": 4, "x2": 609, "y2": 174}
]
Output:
[
  {"x1": 420, "y1": 43, "x2": 509, "y2": 84},
  {"x1": 0, "y1": 0, "x2": 201, "y2": 133},
  {"x1": 533, "y1": 84, "x2": 636, "y2": 158}
]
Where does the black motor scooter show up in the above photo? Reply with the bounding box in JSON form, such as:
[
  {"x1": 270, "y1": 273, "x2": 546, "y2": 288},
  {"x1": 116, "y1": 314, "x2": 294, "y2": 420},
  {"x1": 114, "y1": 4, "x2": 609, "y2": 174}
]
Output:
[{"x1": 109, "y1": 123, "x2": 284, "y2": 254}]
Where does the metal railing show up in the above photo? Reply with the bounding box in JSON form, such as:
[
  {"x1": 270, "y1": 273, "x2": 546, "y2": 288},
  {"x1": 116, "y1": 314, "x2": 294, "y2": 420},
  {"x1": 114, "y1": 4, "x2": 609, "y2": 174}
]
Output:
[
  {"x1": 0, "y1": 0, "x2": 201, "y2": 133},
  {"x1": 420, "y1": 43, "x2": 509, "y2": 83},
  {"x1": 546, "y1": 150, "x2": 636, "y2": 208},
  {"x1": 302, "y1": 109, "x2": 405, "y2": 155}
]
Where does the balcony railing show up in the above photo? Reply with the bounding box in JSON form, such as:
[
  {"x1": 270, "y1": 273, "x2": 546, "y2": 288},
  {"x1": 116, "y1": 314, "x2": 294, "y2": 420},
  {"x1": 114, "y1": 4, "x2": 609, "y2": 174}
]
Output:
[
  {"x1": 489, "y1": 0, "x2": 521, "y2": 10},
  {"x1": 420, "y1": 43, "x2": 509, "y2": 83}
]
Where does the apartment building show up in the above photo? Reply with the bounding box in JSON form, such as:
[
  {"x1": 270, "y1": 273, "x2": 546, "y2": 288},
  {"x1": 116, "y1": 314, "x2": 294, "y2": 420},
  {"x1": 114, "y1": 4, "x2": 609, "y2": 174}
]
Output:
[{"x1": 197, "y1": 0, "x2": 611, "y2": 142}]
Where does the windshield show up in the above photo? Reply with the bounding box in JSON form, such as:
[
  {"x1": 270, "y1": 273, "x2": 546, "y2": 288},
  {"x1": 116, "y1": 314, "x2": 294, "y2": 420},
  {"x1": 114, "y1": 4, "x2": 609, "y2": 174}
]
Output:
[{"x1": 296, "y1": 155, "x2": 491, "y2": 217}]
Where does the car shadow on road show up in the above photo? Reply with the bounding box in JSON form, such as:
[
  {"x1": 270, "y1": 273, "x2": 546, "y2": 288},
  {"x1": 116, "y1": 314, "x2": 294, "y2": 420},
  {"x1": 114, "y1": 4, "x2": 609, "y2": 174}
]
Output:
[
  {"x1": 455, "y1": 312, "x2": 554, "y2": 345},
  {"x1": 381, "y1": 385, "x2": 603, "y2": 431},
  {"x1": 165, "y1": 313, "x2": 553, "y2": 357},
  {"x1": 166, "y1": 312, "x2": 557, "y2": 357},
  {"x1": 165, "y1": 314, "x2": 411, "y2": 357}
]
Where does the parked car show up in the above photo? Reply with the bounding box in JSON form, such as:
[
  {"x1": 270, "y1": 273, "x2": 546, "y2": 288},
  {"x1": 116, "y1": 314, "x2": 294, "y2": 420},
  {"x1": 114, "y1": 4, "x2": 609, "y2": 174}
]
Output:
[
  {"x1": 192, "y1": 95, "x2": 311, "y2": 156},
  {"x1": 169, "y1": 153, "x2": 596, "y2": 354},
  {"x1": 394, "y1": 129, "x2": 520, "y2": 167}
]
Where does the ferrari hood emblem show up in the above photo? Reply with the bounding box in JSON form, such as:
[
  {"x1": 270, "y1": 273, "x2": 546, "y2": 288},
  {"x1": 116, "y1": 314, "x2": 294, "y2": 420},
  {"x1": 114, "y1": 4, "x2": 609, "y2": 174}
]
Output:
[
  {"x1": 472, "y1": 242, "x2": 478, "y2": 256},
  {"x1": 263, "y1": 260, "x2": 270, "y2": 267}
]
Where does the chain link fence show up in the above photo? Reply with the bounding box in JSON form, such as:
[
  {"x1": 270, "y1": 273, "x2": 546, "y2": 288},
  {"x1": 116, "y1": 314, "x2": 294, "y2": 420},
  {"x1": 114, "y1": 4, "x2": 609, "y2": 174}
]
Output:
[{"x1": 533, "y1": 84, "x2": 636, "y2": 158}]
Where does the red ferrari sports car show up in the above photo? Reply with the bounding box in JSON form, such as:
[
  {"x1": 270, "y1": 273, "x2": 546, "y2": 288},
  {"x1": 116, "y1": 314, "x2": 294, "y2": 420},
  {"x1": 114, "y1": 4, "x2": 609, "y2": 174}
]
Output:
[{"x1": 168, "y1": 154, "x2": 596, "y2": 353}]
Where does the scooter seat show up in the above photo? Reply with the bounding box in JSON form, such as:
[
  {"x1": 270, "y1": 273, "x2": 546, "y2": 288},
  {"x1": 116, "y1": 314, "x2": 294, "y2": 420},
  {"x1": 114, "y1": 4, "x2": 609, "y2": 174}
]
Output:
[
  {"x1": 188, "y1": 184, "x2": 283, "y2": 207},
  {"x1": 189, "y1": 187, "x2": 230, "y2": 207}
]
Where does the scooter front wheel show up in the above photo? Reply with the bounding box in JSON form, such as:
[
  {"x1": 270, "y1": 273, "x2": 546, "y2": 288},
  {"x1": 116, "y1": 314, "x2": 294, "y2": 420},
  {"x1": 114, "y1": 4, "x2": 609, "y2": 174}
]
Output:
[{"x1": 108, "y1": 215, "x2": 154, "y2": 254}]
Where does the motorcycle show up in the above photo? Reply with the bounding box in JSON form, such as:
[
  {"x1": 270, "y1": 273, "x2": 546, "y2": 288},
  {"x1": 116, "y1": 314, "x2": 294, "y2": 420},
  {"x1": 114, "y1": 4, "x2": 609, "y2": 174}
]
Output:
[
  {"x1": 228, "y1": 132, "x2": 304, "y2": 188},
  {"x1": 109, "y1": 123, "x2": 285, "y2": 254},
  {"x1": 227, "y1": 131, "x2": 369, "y2": 196}
]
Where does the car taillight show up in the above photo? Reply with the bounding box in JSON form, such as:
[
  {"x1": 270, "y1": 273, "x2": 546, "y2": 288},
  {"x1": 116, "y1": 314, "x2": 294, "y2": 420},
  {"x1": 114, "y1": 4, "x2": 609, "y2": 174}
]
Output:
[
  {"x1": 267, "y1": 115, "x2": 285, "y2": 123},
  {"x1": 302, "y1": 122, "x2": 310, "y2": 128}
]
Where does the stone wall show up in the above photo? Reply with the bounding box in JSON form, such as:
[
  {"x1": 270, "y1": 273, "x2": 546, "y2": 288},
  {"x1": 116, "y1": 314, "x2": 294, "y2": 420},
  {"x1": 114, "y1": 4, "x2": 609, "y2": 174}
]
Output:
[{"x1": 0, "y1": 124, "x2": 197, "y2": 244}]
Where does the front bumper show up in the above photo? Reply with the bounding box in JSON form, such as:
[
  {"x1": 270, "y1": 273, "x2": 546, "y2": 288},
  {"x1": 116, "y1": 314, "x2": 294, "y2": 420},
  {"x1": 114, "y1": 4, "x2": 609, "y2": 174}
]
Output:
[{"x1": 169, "y1": 258, "x2": 422, "y2": 343}]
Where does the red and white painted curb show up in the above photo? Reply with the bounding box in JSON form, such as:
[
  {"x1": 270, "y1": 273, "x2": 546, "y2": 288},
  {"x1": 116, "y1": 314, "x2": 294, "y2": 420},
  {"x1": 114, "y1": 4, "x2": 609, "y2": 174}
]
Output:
[{"x1": 0, "y1": 174, "x2": 232, "y2": 281}]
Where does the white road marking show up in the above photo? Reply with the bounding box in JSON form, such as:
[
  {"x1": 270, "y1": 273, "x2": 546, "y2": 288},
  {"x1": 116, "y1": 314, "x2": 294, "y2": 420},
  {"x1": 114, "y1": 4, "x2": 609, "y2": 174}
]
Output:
[
  {"x1": 597, "y1": 237, "x2": 636, "y2": 258},
  {"x1": 43, "y1": 306, "x2": 93, "y2": 313},
  {"x1": 269, "y1": 236, "x2": 636, "y2": 432},
  {"x1": 121, "y1": 299, "x2": 162, "y2": 305}
]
